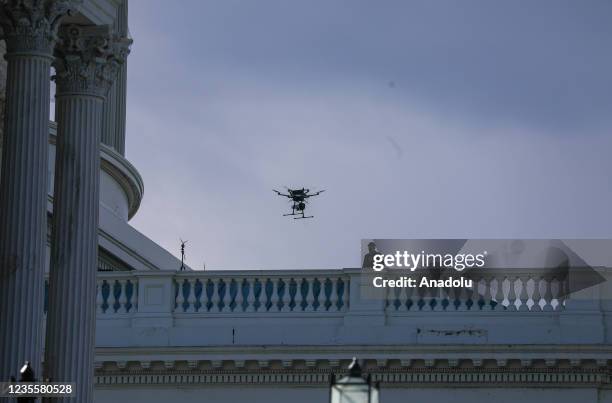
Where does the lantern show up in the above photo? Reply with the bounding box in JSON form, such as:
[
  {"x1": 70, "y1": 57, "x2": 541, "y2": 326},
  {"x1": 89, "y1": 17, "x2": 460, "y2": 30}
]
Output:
[{"x1": 330, "y1": 358, "x2": 380, "y2": 403}]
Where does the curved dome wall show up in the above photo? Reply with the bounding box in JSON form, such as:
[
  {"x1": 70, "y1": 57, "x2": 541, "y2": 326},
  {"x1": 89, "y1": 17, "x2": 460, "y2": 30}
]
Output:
[{"x1": 47, "y1": 122, "x2": 144, "y2": 222}]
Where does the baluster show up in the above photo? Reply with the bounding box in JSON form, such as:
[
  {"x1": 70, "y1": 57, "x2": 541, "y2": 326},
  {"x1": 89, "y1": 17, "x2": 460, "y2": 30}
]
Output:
[
  {"x1": 220, "y1": 278, "x2": 230, "y2": 312},
  {"x1": 391, "y1": 285, "x2": 401, "y2": 311},
  {"x1": 550, "y1": 277, "x2": 560, "y2": 310},
  {"x1": 405, "y1": 284, "x2": 416, "y2": 311},
  {"x1": 133, "y1": 280, "x2": 138, "y2": 311},
  {"x1": 500, "y1": 277, "x2": 510, "y2": 309},
  {"x1": 280, "y1": 278, "x2": 291, "y2": 312},
  {"x1": 517, "y1": 275, "x2": 529, "y2": 311},
  {"x1": 500, "y1": 276, "x2": 510, "y2": 309},
  {"x1": 187, "y1": 279, "x2": 197, "y2": 313},
  {"x1": 245, "y1": 278, "x2": 256, "y2": 312},
  {"x1": 441, "y1": 284, "x2": 452, "y2": 311},
  {"x1": 477, "y1": 278, "x2": 487, "y2": 310},
  {"x1": 343, "y1": 278, "x2": 350, "y2": 310},
  {"x1": 541, "y1": 275, "x2": 553, "y2": 311},
  {"x1": 454, "y1": 286, "x2": 466, "y2": 311},
  {"x1": 382, "y1": 285, "x2": 390, "y2": 311},
  {"x1": 464, "y1": 284, "x2": 474, "y2": 310},
  {"x1": 305, "y1": 279, "x2": 315, "y2": 312},
  {"x1": 96, "y1": 279, "x2": 104, "y2": 314},
  {"x1": 446, "y1": 287, "x2": 459, "y2": 311},
  {"x1": 294, "y1": 279, "x2": 305, "y2": 311},
  {"x1": 482, "y1": 277, "x2": 492, "y2": 310},
  {"x1": 469, "y1": 279, "x2": 480, "y2": 310},
  {"x1": 397, "y1": 285, "x2": 407, "y2": 311},
  {"x1": 427, "y1": 283, "x2": 437, "y2": 311},
  {"x1": 110, "y1": 281, "x2": 118, "y2": 312},
  {"x1": 235, "y1": 278, "x2": 244, "y2": 312},
  {"x1": 328, "y1": 278, "x2": 339, "y2": 311},
  {"x1": 118, "y1": 279, "x2": 128, "y2": 313},
  {"x1": 430, "y1": 286, "x2": 442, "y2": 311},
  {"x1": 269, "y1": 278, "x2": 279, "y2": 312},
  {"x1": 559, "y1": 274, "x2": 569, "y2": 309},
  {"x1": 211, "y1": 278, "x2": 221, "y2": 312},
  {"x1": 176, "y1": 280, "x2": 185, "y2": 312},
  {"x1": 531, "y1": 276, "x2": 542, "y2": 312},
  {"x1": 415, "y1": 281, "x2": 425, "y2": 311},
  {"x1": 492, "y1": 277, "x2": 503, "y2": 310},
  {"x1": 507, "y1": 276, "x2": 518, "y2": 311},
  {"x1": 526, "y1": 276, "x2": 536, "y2": 311},
  {"x1": 221, "y1": 279, "x2": 232, "y2": 313}
]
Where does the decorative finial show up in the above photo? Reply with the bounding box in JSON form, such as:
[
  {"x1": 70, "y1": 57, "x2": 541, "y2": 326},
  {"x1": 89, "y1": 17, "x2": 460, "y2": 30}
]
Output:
[{"x1": 180, "y1": 239, "x2": 188, "y2": 271}]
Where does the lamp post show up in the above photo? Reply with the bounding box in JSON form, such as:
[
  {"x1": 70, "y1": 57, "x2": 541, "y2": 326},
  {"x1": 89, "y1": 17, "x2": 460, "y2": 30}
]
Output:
[{"x1": 330, "y1": 358, "x2": 380, "y2": 403}]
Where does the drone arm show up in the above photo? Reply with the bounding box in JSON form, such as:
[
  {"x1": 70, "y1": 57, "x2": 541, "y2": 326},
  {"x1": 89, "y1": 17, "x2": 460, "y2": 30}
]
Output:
[
  {"x1": 273, "y1": 189, "x2": 290, "y2": 197},
  {"x1": 305, "y1": 190, "x2": 326, "y2": 197}
]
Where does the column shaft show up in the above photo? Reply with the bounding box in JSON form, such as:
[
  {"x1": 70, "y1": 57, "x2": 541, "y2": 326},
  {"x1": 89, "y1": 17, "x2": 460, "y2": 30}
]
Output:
[
  {"x1": 44, "y1": 23, "x2": 128, "y2": 403},
  {"x1": 0, "y1": 52, "x2": 52, "y2": 382},
  {"x1": 45, "y1": 94, "x2": 102, "y2": 402},
  {"x1": 101, "y1": 0, "x2": 130, "y2": 154},
  {"x1": 114, "y1": 62, "x2": 128, "y2": 154}
]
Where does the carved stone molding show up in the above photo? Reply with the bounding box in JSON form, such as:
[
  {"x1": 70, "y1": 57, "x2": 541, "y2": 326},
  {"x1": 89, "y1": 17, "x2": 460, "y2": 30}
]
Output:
[
  {"x1": 94, "y1": 357, "x2": 612, "y2": 374},
  {"x1": 0, "y1": 0, "x2": 76, "y2": 56},
  {"x1": 93, "y1": 368, "x2": 612, "y2": 388},
  {"x1": 53, "y1": 24, "x2": 131, "y2": 98}
]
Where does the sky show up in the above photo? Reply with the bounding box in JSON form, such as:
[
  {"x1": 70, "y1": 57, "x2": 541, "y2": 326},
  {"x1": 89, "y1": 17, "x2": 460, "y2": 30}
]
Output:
[{"x1": 125, "y1": 0, "x2": 612, "y2": 270}]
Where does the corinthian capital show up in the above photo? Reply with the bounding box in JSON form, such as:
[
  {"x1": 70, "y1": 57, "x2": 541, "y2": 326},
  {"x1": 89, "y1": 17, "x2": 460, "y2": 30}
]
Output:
[
  {"x1": 0, "y1": 0, "x2": 78, "y2": 56},
  {"x1": 53, "y1": 24, "x2": 131, "y2": 98}
]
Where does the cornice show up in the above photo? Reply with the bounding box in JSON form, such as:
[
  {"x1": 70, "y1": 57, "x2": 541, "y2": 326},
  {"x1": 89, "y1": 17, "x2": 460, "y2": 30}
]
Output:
[
  {"x1": 95, "y1": 344, "x2": 612, "y2": 357},
  {"x1": 94, "y1": 344, "x2": 612, "y2": 386}
]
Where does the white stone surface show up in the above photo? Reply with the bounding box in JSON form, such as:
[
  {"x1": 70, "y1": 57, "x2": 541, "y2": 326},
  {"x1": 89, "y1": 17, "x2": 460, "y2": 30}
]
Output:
[
  {"x1": 0, "y1": 0, "x2": 73, "y2": 383},
  {"x1": 93, "y1": 386, "x2": 609, "y2": 403},
  {"x1": 45, "y1": 23, "x2": 128, "y2": 403}
]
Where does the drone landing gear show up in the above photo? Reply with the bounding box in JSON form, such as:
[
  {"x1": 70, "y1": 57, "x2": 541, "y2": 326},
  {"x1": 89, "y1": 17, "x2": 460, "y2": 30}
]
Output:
[{"x1": 283, "y1": 212, "x2": 313, "y2": 219}]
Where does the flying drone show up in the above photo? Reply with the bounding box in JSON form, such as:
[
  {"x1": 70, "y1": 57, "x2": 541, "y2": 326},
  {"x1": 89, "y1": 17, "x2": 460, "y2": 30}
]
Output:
[{"x1": 273, "y1": 187, "x2": 325, "y2": 219}]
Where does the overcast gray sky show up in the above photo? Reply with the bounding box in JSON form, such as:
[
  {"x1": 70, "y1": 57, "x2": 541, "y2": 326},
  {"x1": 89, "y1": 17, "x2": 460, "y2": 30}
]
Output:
[{"x1": 125, "y1": 0, "x2": 612, "y2": 270}]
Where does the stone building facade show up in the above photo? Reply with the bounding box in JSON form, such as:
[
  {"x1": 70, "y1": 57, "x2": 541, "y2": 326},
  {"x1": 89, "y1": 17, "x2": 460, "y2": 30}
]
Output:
[{"x1": 0, "y1": 1, "x2": 610, "y2": 403}]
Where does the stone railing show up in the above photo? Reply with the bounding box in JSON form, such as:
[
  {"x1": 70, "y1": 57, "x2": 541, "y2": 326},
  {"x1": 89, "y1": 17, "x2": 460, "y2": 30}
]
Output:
[
  {"x1": 384, "y1": 269, "x2": 569, "y2": 312},
  {"x1": 39, "y1": 267, "x2": 592, "y2": 318},
  {"x1": 42, "y1": 267, "x2": 612, "y2": 346},
  {"x1": 83, "y1": 268, "x2": 579, "y2": 318},
  {"x1": 96, "y1": 272, "x2": 138, "y2": 314},
  {"x1": 173, "y1": 272, "x2": 349, "y2": 314},
  {"x1": 41, "y1": 267, "x2": 612, "y2": 347}
]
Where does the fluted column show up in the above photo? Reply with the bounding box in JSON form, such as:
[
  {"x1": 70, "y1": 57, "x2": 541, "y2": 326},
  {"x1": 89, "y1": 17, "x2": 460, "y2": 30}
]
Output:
[
  {"x1": 101, "y1": 0, "x2": 131, "y2": 154},
  {"x1": 44, "y1": 24, "x2": 128, "y2": 403},
  {"x1": 0, "y1": 0, "x2": 73, "y2": 384}
]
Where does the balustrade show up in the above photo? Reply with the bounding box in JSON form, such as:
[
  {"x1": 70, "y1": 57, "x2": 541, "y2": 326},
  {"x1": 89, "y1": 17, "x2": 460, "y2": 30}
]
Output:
[
  {"x1": 384, "y1": 269, "x2": 568, "y2": 312},
  {"x1": 173, "y1": 274, "x2": 348, "y2": 314},
  {"x1": 42, "y1": 268, "x2": 582, "y2": 318}
]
